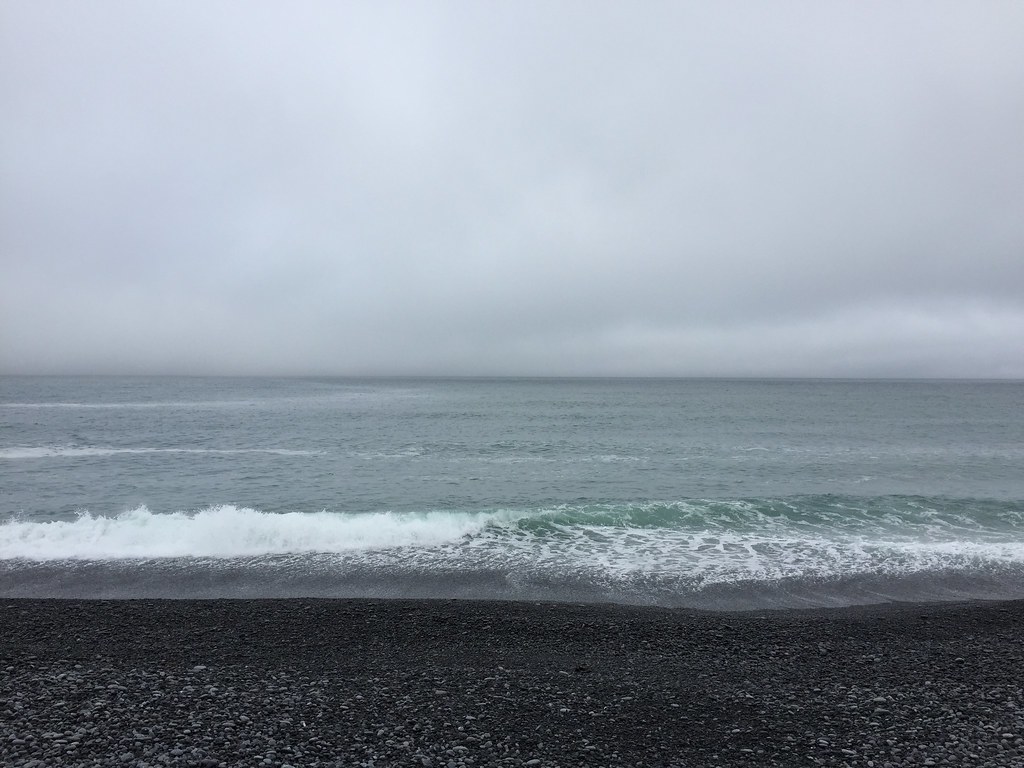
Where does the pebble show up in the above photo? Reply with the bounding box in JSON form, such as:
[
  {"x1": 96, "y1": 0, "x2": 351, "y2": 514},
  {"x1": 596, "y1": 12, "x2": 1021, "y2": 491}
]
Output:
[{"x1": 1, "y1": 597, "x2": 1022, "y2": 768}]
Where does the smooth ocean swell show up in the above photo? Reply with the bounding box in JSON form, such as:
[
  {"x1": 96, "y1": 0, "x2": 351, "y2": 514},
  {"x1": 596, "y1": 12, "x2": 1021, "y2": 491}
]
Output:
[{"x1": 2, "y1": 497, "x2": 1023, "y2": 607}]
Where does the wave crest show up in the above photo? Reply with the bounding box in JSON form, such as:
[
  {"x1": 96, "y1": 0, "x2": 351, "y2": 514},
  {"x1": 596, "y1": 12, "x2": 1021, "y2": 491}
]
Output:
[
  {"x1": 0, "y1": 506, "x2": 518, "y2": 560},
  {"x1": 3, "y1": 499, "x2": 1023, "y2": 592}
]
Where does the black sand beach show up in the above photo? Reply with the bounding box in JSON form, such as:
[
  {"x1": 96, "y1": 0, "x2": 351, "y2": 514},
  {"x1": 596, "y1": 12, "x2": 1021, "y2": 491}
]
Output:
[{"x1": 2, "y1": 599, "x2": 1023, "y2": 767}]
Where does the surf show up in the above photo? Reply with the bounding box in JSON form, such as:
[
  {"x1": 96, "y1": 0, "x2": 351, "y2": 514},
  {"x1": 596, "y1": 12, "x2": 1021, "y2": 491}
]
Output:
[{"x1": 2, "y1": 497, "x2": 1022, "y2": 607}]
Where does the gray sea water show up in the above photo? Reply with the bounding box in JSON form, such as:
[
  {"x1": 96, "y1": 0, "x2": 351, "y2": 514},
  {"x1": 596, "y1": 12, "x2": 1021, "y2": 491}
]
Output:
[{"x1": 2, "y1": 376, "x2": 1022, "y2": 609}]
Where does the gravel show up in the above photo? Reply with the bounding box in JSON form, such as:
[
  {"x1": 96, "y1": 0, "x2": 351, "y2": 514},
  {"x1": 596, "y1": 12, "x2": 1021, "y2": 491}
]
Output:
[{"x1": 2, "y1": 597, "x2": 1023, "y2": 767}]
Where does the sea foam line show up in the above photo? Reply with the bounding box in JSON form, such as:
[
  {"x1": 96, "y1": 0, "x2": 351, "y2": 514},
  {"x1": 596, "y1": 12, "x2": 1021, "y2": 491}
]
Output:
[
  {"x1": 0, "y1": 399, "x2": 276, "y2": 409},
  {"x1": 0, "y1": 447, "x2": 321, "y2": 459}
]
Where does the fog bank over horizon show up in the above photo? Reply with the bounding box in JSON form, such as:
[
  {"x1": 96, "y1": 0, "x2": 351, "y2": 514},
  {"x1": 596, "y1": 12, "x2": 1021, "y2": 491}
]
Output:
[{"x1": 2, "y1": 2, "x2": 1023, "y2": 378}]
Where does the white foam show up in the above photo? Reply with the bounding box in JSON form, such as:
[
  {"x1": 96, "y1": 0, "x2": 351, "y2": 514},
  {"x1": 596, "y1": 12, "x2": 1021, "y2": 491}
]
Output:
[
  {"x1": 0, "y1": 447, "x2": 321, "y2": 459},
  {"x1": 0, "y1": 506, "x2": 519, "y2": 560},
  {"x1": 467, "y1": 525, "x2": 1024, "y2": 586},
  {"x1": 0, "y1": 401, "x2": 256, "y2": 409},
  {"x1": 451, "y1": 500, "x2": 1024, "y2": 585},
  {"x1": 3, "y1": 504, "x2": 1022, "y2": 586}
]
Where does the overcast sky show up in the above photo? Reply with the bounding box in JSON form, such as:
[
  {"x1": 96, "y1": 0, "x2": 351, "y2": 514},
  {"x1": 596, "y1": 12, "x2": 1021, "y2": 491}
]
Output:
[{"x1": 2, "y1": 1, "x2": 1023, "y2": 377}]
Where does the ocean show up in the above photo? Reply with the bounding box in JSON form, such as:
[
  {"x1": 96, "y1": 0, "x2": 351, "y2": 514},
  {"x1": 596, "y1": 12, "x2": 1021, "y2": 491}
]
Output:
[{"x1": 1, "y1": 376, "x2": 1022, "y2": 609}]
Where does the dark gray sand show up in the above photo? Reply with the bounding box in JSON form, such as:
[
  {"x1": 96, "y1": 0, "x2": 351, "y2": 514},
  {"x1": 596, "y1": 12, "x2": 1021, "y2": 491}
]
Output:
[{"x1": 2, "y1": 599, "x2": 1023, "y2": 767}]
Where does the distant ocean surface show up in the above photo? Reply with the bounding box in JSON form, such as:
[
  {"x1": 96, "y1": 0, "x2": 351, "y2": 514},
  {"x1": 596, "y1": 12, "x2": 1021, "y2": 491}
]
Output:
[{"x1": 2, "y1": 376, "x2": 1022, "y2": 609}]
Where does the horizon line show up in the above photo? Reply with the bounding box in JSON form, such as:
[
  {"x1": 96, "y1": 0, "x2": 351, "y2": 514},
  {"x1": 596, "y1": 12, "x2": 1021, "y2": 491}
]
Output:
[{"x1": 2, "y1": 372, "x2": 1022, "y2": 383}]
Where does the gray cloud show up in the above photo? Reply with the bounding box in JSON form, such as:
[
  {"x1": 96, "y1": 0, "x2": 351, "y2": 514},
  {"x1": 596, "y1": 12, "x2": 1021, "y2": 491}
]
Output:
[{"x1": 3, "y1": 1, "x2": 1023, "y2": 377}]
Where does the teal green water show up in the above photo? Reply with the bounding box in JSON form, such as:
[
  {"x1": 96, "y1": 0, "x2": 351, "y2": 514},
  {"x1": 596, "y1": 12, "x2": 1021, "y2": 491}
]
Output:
[{"x1": 1, "y1": 377, "x2": 1022, "y2": 608}]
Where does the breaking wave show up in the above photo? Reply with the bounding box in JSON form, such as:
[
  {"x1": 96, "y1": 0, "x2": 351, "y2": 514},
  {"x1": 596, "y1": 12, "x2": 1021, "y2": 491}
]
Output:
[
  {"x1": 2, "y1": 497, "x2": 1022, "y2": 607},
  {"x1": 0, "y1": 506, "x2": 512, "y2": 560}
]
